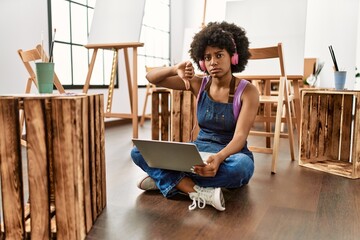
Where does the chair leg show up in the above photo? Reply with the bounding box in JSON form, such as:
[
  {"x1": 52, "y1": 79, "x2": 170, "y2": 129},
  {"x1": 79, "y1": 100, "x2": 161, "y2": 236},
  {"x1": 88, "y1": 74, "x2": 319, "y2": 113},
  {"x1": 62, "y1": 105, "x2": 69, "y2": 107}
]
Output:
[
  {"x1": 271, "y1": 99, "x2": 283, "y2": 173},
  {"x1": 284, "y1": 99, "x2": 295, "y2": 161},
  {"x1": 271, "y1": 78, "x2": 286, "y2": 173}
]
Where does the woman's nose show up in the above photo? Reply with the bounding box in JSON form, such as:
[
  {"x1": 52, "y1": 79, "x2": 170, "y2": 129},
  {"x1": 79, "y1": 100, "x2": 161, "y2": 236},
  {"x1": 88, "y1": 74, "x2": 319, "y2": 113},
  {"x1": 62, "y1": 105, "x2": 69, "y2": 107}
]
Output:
[{"x1": 210, "y1": 58, "x2": 218, "y2": 65}]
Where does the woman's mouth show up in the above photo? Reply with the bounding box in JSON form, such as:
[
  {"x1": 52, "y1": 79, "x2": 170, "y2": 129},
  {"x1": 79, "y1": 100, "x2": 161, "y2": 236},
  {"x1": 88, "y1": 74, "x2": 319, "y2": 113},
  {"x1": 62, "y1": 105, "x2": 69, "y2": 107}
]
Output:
[{"x1": 210, "y1": 68, "x2": 221, "y2": 73}]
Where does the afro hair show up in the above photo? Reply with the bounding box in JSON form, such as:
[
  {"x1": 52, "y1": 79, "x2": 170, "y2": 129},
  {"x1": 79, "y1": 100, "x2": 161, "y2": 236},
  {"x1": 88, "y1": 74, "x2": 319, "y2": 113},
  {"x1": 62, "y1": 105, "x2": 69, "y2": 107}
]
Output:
[{"x1": 189, "y1": 21, "x2": 250, "y2": 73}]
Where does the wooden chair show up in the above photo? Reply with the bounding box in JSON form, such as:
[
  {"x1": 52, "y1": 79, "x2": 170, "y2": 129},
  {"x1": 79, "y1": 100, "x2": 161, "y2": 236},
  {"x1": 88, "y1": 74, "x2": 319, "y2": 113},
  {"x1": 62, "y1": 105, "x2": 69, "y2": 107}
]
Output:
[
  {"x1": 237, "y1": 43, "x2": 296, "y2": 173},
  {"x1": 17, "y1": 44, "x2": 66, "y2": 146},
  {"x1": 18, "y1": 44, "x2": 65, "y2": 94}
]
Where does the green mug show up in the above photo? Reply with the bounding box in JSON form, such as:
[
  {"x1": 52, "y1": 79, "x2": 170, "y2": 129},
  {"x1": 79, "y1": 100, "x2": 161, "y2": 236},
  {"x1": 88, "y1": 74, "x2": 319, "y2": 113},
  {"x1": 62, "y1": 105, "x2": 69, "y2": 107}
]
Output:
[{"x1": 36, "y1": 62, "x2": 55, "y2": 93}]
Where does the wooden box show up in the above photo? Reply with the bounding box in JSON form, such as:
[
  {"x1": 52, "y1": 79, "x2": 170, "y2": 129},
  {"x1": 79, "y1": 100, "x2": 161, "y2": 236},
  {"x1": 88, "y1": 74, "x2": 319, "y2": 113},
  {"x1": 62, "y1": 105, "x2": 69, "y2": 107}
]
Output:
[
  {"x1": 0, "y1": 94, "x2": 106, "y2": 239},
  {"x1": 299, "y1": 89, "x2": 360, "y2": 179},
  {"x1": 171, "y1": 90, "x2": 198, "y2": 142},
  {"x1": 151, "y1": 89, "x2": 199, "y2": 143}
]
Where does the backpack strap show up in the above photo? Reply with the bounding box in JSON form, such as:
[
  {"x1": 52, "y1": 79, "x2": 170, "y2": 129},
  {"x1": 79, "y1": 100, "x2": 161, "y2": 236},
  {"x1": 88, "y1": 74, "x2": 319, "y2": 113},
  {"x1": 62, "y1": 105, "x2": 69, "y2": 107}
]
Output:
[
  {"x1": 233, "y1": 79, "x2": 250, "y2": 121},
  {"x1": 228, "y1": 76, "x2": 235, "y2": 103},
  {"x1": 196, "y1": 75, "x2": 211, "y2": 102}
]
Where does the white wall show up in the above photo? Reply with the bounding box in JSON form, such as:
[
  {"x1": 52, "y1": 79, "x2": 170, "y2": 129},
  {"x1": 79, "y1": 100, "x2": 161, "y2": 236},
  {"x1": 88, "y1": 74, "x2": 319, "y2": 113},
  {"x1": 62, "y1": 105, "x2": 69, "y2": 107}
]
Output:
[
  {"x1": 1, "y1": 0, "x2": 359, "y2": 105},
  {"x1": 304, "y1": 0, "x2": 359, "y2": 89},
  {"x1": 356, "y1": 1, "x2": 360, "y2": 87},
  {"x1": 0, "y1": 0, "x2": 48, "y2": 94},
  {"x1": 226, "y1": 0, "x2": 307, "y2": 76}
]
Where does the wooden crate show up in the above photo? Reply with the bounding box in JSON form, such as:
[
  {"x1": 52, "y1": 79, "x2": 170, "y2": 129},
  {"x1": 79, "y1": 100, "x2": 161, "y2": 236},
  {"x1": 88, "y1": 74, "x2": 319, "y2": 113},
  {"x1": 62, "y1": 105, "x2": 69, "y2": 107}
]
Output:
[
  {"x1": 0, "y1": 94, "x2": 106, "y2": 239},
  {"x1": 171, "y1": 90, "x2": 198, "y2": 142},
  {"x1": 299, "y1": 89, "x2": 360, "y2": 179},
  {"x1": 151, "y1": 89, "x2": 199, "y2": 143}
]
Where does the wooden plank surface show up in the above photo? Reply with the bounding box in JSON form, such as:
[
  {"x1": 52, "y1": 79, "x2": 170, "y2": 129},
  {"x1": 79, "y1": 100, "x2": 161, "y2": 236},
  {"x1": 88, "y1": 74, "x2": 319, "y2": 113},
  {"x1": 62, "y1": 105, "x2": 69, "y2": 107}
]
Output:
[
  {"x1": 171, "y1": 90, "x2": 181, "y2": 142},
  {"x1": 330, "y1": 95, "x2": 342, "y2": 159},
  {"x1": 324, "y1": 95, "x2": 334, "y2": 158},
  {"x1": 181, "y1": 91, "x2": 193, "y2": 142},
  {"x1": 84, "y1": 95, "x2": 93, "y2": 231},
  {"x1": 99, "y1": 95, "x2": 107, "y2": 210},
  {"x1": 73, "y1": 97, "x2": 86, "y2": 240},
  {"x1": 309, "y1": 94, "x2": 318, "y2": 159},
  {"x1": 339, "y1": 95, "x2": 352, "y2": 161},
  {"x1": 151, "y1": 92, "x2": 160, "y2": 140},
  {"x1": 52, "y1": 97, "x2": 86, "y2": 240},
  {"x1": 24, "y1": 98, "x2": 51, "y2": 239},
  {"x1": 0, "y1": 97, "x2": 25, "y2": 239},
  {"x1": 352, "y1": 94, "x2": 360, "y2": 178},
  {"x1": 95, "y1": 96, "x2": 103, "y2": 218},
  {"x1": 89, "y1": 95, "x2": 97, "y2": 222},
  {"x1": 160, "y1": 92, "x2": 170, "y2": 141},
  {"x1": 317, "y1": 94, "x2": 327, "y2": 157},
  {"x1": 300, "y1": 93, "x2": 311, "y2": 160}
]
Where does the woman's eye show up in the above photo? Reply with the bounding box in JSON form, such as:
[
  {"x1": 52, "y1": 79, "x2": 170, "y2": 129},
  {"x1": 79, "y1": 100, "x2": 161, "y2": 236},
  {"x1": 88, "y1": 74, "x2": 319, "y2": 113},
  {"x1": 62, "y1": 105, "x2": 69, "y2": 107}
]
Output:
[
  {"x1": 216, "y1": 53, "x2": 223, "y2": 59},
  {"x1": 204, "y1": 56, "x2": 211, "y2": 61}
]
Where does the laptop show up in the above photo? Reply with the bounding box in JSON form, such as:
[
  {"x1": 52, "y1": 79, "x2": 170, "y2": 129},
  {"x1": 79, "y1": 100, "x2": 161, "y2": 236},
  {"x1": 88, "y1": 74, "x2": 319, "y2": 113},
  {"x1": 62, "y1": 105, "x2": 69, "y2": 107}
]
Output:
[{"x1": 132, "y1": 139, "x2": 212, "y2": 172}]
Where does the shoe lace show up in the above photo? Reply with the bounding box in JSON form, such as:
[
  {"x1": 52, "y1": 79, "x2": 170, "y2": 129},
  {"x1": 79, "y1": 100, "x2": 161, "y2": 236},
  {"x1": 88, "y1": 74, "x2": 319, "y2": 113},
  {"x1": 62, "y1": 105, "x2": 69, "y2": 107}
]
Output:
[{"x1": 189, "y1": 194, "x2": 206, "y2": 211}]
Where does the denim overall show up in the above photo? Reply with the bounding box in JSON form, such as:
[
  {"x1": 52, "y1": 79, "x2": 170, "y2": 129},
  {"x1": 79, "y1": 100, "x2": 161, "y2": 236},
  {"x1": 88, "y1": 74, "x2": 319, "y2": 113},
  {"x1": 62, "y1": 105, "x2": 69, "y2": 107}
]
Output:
[{"x1": 131, "y1": 77, "x2": 255, "y2": 197}]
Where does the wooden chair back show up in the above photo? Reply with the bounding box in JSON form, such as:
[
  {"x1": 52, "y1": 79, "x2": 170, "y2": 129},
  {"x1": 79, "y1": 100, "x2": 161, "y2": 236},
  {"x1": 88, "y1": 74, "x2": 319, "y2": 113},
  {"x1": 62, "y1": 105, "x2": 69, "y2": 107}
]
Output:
[{"x1": 17, "y1": 44, "x2": 65, "y2": 94}]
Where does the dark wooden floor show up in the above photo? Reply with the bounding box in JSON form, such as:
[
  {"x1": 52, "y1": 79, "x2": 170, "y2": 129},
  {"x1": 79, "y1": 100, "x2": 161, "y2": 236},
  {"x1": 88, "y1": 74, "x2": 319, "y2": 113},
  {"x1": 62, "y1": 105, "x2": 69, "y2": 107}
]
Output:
[{"x1": 85, "y1": 121, "x2": 360, "y2": 240}]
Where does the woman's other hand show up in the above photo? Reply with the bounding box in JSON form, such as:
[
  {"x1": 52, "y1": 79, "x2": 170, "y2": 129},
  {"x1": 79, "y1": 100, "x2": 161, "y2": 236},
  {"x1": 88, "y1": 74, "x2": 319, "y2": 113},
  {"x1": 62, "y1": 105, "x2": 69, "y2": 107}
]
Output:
[{"x1": 193, "y1": 155, "x2": 221, "y2": 177}]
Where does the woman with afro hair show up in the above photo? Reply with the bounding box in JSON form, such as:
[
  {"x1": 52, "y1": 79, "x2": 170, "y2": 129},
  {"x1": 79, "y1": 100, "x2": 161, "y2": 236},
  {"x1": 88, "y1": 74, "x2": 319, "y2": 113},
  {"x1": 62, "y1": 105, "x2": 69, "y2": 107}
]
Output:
[{"x1": 131, "y1": 21, "x2": 259, "y2": 211}]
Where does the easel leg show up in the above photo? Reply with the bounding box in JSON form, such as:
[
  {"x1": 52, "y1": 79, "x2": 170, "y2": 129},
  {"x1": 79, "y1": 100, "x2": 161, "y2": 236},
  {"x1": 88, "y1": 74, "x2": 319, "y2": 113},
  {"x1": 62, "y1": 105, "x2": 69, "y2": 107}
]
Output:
[
  {"x1": 83, "y1": 49, "x2": 99, "y2": 93},
  {"x1": 106, "y1": 49, "x2": 118, "y2": 113},
  {"x1": 132, "y1": 48, "x2": 139, "y2": 138}
]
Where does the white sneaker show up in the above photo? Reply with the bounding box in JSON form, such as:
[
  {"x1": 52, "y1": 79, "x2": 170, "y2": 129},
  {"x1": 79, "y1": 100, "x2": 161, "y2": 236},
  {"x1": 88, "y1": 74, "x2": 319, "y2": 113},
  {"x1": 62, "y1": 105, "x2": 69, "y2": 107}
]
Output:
[
  {"x1": 188, "y1": 185, "x2": 225, "y2": 211},
  {"x1": 137, "y1": 175, "x2": 158, "y2": 191}
]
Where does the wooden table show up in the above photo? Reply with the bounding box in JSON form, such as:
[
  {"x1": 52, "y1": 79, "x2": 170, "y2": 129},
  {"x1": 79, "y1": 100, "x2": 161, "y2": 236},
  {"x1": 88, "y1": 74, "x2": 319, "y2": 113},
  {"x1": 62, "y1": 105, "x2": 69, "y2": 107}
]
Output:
[
  {"x1": 82, "y1": 42, "x2": 144, "y2": 138},
  {"x1": 0, "y1": 93, "x2": 106, "y2": 239},
  {"x1": 299, "y1": 88, "x2": 360, "y2": 179}
]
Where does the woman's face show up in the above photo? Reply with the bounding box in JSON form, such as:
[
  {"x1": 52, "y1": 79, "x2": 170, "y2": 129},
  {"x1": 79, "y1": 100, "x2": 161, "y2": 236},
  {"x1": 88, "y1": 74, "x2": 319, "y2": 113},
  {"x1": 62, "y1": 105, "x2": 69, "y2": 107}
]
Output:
[{"x1": 203, "y1": 46, "x2": 232, "y2": 78}]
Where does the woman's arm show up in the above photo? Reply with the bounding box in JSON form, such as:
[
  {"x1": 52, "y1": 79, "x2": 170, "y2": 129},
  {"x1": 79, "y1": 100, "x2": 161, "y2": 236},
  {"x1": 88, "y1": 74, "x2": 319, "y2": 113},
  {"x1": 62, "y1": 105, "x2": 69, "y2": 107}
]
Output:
[{"x1": 146, "y1": 61, "x2": 202, "y2": 94}]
